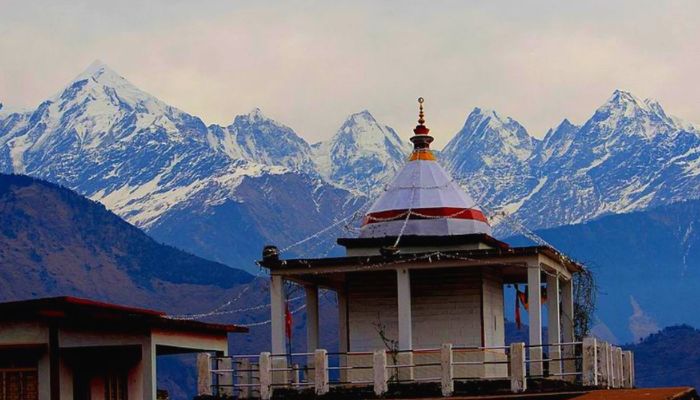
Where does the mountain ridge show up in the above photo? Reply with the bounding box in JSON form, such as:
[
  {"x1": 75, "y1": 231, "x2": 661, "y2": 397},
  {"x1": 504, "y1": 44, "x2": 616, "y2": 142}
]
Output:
[{"x1": 2, "y1": 61, "x2": 700, "y2": 269}]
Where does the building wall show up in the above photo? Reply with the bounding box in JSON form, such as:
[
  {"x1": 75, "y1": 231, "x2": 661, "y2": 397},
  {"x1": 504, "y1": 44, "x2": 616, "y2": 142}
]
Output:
[
  {"x1": 482, "y1": 268, "x2": 505, "y2": 348},
  {"x1": 347, "y1": 270, "x2": 398, "y2": 352},
  {"x1": 411, "y1": 268, "x2": 483, "y2": 349},
  {"x1": 347, "y1": 268, "x2": 498, "y2": 352}
]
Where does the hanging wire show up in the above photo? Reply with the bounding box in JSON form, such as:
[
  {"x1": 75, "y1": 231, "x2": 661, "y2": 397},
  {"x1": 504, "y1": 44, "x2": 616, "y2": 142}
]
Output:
[{"x1": 166, "y1": 187, "x2": 379, "y2": 321}]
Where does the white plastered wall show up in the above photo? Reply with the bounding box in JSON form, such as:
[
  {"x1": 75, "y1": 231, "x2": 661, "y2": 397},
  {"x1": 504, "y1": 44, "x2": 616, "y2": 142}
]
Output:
[{"x1": 346, "y1": 268, "x2": 497, "y2": 352}]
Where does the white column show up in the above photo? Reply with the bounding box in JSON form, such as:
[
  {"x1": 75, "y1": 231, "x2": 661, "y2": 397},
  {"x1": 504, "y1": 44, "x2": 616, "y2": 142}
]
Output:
[
  {"x1": 582, "y1": 337, "x2": 598, "y2": 386},
  {"x1": 397, "y1": 268, "x2": 414, "y2": 381},
  {"x1": 337, "y1": 289, "x2": 349, "y2": 352},
  {"x1": 259, "y1": 352, "x2": 272, "y2": 400},
  {"x1": 527, "y1": 264, "x2": 543, "y2": 376},
  {"x1": 509, "y1": 342, "x2": 527, "y2": 393},
  {"x1": 397, "y1": 268, "x2": 413, "y2": 351},
  {"x1": 337, "y1": 288, "x2": 349, "y2": 382},
  {"x1": 560, "y1": 278, "x2": 575, "y2": 379},
  {"x1": 143, "y1": 338, "x2": 157, "y2": 400},
  {"x1": 441, "y1": 344, "x2": 454, "y2": 397},
  {"x1": 270, "y1": 275, "x2": 286, "y2": 355},
  {"x1": 305, "y1": 285, "x2": 320, "y2": 352},
  {"x1": 547, "y1": 274, "x2": 562, "y2": 378},
  {"x1": 314, "y1": 349, "x2": 329, "y2": 395},
  {"x1": 373, "y1": 350, "x2": 388, "y2": 396},
  {"x1": 196, "y1": 353, "x2": 212, "y2": 396}
]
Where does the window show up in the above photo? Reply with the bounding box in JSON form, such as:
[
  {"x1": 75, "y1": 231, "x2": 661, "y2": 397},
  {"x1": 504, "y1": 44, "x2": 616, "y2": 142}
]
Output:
[
  {"x1": 104, "y1": 371, "x2": 127, "y2": 400},
  {"x1": 0, "y1": 369, "x2": 39, "y2": 400}
]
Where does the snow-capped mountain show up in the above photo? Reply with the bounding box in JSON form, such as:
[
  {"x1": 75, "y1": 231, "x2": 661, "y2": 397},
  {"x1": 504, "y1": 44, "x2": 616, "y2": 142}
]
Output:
[
  {"x1": 441, "y1": 108, "x2": 540, "y2": 213},
  {"x1": 0, "y1": 61, "x2": 365, "y2": 271},
  {"x1": 3, "y1": 60, "x2": 700, "y2": 266},
  {"x1": 442, "y1": 90, "x2": 700, "y2": 233},
  {"x1": 312, "y1": 110, "x2": 411, "y2": 194},
  {"x1": 210, "y1": 108, "x2": 317, "y2": 174}
]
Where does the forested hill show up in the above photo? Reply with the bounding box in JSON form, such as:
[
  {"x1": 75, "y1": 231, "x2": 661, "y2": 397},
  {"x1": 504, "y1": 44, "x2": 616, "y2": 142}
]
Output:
[
  {"x1": 0, "y1": 173, "x2": 253, "y2": 312},
  {"x1": 624, "y1": 325, "x2": 700, "y2": 389}
]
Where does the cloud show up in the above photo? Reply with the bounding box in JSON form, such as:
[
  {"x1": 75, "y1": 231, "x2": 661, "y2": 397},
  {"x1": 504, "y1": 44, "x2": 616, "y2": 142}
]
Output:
[{"x1": 1, "y1": 0, "x2": 699, "y2": 146}]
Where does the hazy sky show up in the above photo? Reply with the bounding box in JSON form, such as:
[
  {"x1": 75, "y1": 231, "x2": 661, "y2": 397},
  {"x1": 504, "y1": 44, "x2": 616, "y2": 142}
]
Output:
[{"x1": 1, "y1": 0, "x2": 699, "y2": 147}]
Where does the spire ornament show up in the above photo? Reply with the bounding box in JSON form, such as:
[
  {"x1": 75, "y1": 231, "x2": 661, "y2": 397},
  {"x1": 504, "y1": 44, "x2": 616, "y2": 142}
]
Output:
[
  {"x1": 410, "y1": 97, "x2": 435, "y2": 156},
  {"x1": 418, "y1": 97, "x2": 425, "y2": 125}
]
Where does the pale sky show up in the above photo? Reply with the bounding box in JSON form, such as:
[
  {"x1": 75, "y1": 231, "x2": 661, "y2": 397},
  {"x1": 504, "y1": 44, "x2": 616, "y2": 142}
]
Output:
[{"x1": 1, "y1": 0, "x2": 699, "y2": 147}]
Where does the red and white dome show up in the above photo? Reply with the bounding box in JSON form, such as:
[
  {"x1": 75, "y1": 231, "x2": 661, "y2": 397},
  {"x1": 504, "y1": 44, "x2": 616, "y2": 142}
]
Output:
[{"x1": 359, "y1": 98, "x2": 491, "y2": 238}]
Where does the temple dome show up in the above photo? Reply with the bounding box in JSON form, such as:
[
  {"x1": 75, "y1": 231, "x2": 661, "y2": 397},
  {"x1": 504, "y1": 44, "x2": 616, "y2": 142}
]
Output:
[{"x1": 359, "y1": 98, "x2": 491, "y2": 238}]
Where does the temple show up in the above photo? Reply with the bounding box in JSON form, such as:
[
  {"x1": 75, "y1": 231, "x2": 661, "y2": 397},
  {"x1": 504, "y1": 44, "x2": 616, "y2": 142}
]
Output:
[
  {"x1": 198, "y1": 99, "x2": 637, "y2": 399},
  {"x1": 261, "y1": 98, "x2": 580, "y2": 378}
]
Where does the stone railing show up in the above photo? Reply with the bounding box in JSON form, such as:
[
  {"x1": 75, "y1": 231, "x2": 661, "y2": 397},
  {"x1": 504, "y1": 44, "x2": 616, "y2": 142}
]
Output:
[{"x1": 198, "y1": 338, "x2": 634, "y2": 399}]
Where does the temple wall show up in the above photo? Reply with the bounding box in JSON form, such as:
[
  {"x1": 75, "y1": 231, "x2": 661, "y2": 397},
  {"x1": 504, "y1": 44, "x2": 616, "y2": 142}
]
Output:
[
  {"x1": 481, "y1": 269, "x2": 505, "y2": 348},
  {"x1": 347, "y1": 268, "x2": 494, "y2": 352}
]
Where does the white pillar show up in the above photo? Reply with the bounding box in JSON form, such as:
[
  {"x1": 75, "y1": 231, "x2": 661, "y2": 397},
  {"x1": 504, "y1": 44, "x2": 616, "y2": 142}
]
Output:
[
  {"x1": 305, "y1": 285, "x2": 320, "y2": 352},
  {"x1": 373, "y1": 350, "x2": 388, "y2": 396},
  {"x1": 337, "y1": 288, "x2": 349, "y2": 382},
  {"x1": 314, "y1": 349, "x2": 329, "y2": 395},
  {"x1": 397, "y1": 268, "x2": 414, "y2": 381},
  {"x1": 259, "y1": 352, "x2": 272, "y2": 400},
  {"x1": 196, "y1": 353, "x2": 212, "y2": 396},
  {"x1": 142, "y1": 339, "x2": 156, "y2": 400},
  {"x1": 560, "y1": 278, "x2": 575, "y2": 379},
  {"x1": 441, "y1": 344, "x2": 454, "y2": 397},
  {"x1": 397, "y1": 268, "x2": 413, "y2": 351},
  {"x1": 582, "y1": 337, "x2": 598, "y2": 386},
  {"x1": 547, "y1": 274, "x2": 561, "y2": 378},
  {"x1": 270, "y1": 275, "x2": 286, "y2": 355},
  {"x1": 509, "y1": 342, "x2": 527, "y2": 393},
  {"x1": 615, "y1": 347, "x2": 624, "y2": 389},
  {"x1": 527, "y1": 264, "x2": 543, "y2": 376}
]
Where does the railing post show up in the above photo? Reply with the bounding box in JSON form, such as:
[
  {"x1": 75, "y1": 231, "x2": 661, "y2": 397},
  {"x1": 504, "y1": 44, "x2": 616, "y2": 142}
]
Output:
[
  {"x1": 582, "y1": 337, "x2": 598, "y2": 386},
  {"x1": 259, "y1": 352, "x2": 272, "y2": 400},
  {"x1": 240, "y1": 358, "x2": 252, "y2": 399},
  {"x1": 609, "y1": 346, "x2": 617, "y2": 388},
  {"x1": 621, "y1": 351, "x2": 631, "y2": 389},
  {"x1": 314, "y1": 349, "x2": 329, "y2": 395},
  {"x1": 292, "y1": 363, "x2": 300, "y2": 388},
  {"x1": 373, "y1": 349, "x2": 388, "y2": 396},
  {"x1": 509, "y1": 342, "x2": 526, "y2": 393},
  {"x1": 196, "y1": 353, "x2": 212, "y2": 396},
  {"x1": 629, "y1": 351, "x2": 635, "y2": 388},
  {"x1": 440, "y1": 344, "x2": 454, "y2": 397},
  {"x1": 615, "y1": 347, "x2": 624, "y2": 389},
  {"x1": 598, "y1": 342, "x2": 609, "y2": 388},
  {"x1": 606, "y1": 343, "x2": 614, "y2": 388}
]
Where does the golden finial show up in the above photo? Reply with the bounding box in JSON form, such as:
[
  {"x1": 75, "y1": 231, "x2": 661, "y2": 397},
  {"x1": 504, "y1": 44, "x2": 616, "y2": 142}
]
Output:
[{"x1": 417, "y1": 97, "x2": 425, "y2": 125}]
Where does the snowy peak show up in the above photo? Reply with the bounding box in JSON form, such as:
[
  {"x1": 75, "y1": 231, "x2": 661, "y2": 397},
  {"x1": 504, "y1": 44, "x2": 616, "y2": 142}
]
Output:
[
  {"x1": 586, "y1": 89, "x2": 692, "y2": 140},
  {"x1": 443, "y1": 107, "x2": 535, "y2": 170},
  {"x1": 536, "y1": 118, "x2": 580, "y2": 164},
  {"x1": 224, "y1": 108, "x2": 315, "y2": 173},
  {"x1": 334, "y1": 110, "x2": 406, "y2": 151},
  {"x1": 70, "y1": 60, "x2": 125, "y2": 86},
  {"x1": 312, "y1": 110, "x2": 410, "y2": 193}
]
